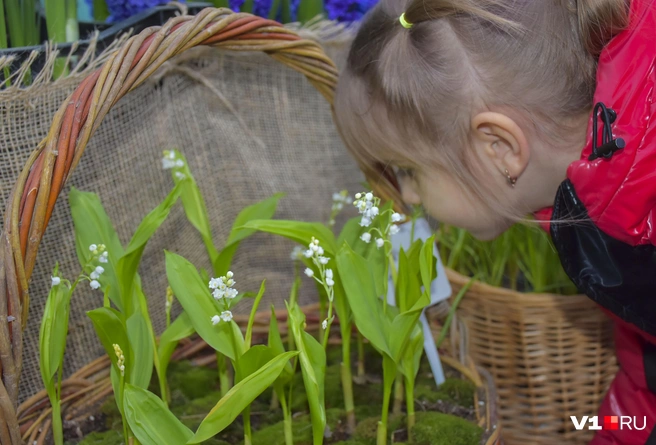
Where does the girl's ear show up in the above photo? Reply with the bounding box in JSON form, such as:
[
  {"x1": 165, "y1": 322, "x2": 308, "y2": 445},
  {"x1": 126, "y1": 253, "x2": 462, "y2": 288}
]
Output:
[{"x1": 470, "y1": 112, "x2": 530, "y2": 181}]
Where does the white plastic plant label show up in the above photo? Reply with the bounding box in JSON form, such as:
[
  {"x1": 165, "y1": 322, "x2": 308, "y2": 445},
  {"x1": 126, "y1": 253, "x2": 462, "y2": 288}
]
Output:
[{"x1": 385, "y1": 217, "x2": 452, "y2": 306}]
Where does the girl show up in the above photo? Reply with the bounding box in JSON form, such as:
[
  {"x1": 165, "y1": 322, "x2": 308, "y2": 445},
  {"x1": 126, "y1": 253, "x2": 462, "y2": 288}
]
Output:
[{"x1": 333, "y1": 0, "x2": 656, "y2": 444}]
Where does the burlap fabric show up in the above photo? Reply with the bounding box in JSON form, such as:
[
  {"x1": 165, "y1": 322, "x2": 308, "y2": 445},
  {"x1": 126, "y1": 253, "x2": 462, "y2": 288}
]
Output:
[{"x1": 0, "y1": 25, "x2": 358, "y2": 404}]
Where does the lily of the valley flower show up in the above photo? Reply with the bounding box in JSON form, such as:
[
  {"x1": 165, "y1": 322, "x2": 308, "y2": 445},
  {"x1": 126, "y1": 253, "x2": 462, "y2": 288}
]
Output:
[
  {"x1": 208, "y1": 271, "x2": 239, "y2": 301},
  {"x1": 376, "y1": 238, "x2": 385, "y2": 249},
  {"x1": 51, "y1": 276, "x2": 61, "y2": 286},
  {"x1": 291, "y1": 246, "x2": 304, "y2": 261},
  {"x1": 304, "y1": 268, "x2": 314, "y2": 278},
  {"x1": 113, "y1": 344, "x2": 125, "y2": 376},
  {"x1": 211, "y1": 310, "x2": 233, "y2": 325},
  {"x1": 87, "y1": 244, "x2": 108, "y2": 290},
  {"x1": 361, "y1": 232, "x2": 372, "y2": 243},
  {"x1": 325, "y1": 269, "x2": 334, "y2": 287}
]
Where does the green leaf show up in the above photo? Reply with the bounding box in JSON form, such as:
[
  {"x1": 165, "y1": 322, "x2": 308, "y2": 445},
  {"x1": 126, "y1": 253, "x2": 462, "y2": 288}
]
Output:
[
  {"x1": 126, "y1": 311, "x2": 154, "y2": 389},
  {"x1": 388, "y1": 292, "x2": 430, "y2": 363},
  {"x1": 87, "y1": 307, "x2": 129, "y2": 376},
  {"x1": 165, "y1": 252, "x2": 243, "y2": 361},
  {"x1": 268, "y1": 0, "x2": 281, "y2": 19},
  {"x1": 336, "y1": 244, "x2": 391, "y2": 357},
  {"x1": 245, "y1": 281, "x2": 267, "y2": 349},
  {"x1": 419, "y1": 235, "x2": 436, "y2": 296},
  {"x1": 241, "y1": 219, "x2": 337, "y2": 256},
  {"x1": 158, "y1": 312, "x2": 195, "y2": 380},
  {"x1": 235, "y1": 345, "x2": 276, "y2": 382},
  {"x1": 124, "y1": 384, "x2": 193, "y2": 445},
  {"x1": 396, "y1": 246, "x2": 422, "y2": 312},
  {"x1": 337, "y1": 217, "x2": 363, "y2": 249},
  {"x1": 168, "y1": 150, "x2": 219, "y2": 268},
  {"x1": 39, "y1": 265, "x2": 71, "y2": 385},
  {"x1": 213, "y1": 194, "x2": 284, "y2": 276},
  {"x1": 117, "y1": 183, "x2": 182, "y2": 315},
  {"x1": 69, "y1": 187, "x2": 124, "y2": 310},
  {"x1": 189, "y1": 351, "x2": 299, "y2": 443},
  {"x1": 401, "y1": 326, "x2": 424, "y2": 381},
  {"x1": 296, "y1": 0, "x2": 324, "y2": 23},
  {"x1": 287, "y1": 303, "x2": 326, "y2": 445},
  {"x1": 241, "y1": 0, "x2": 253, "y2": 13},
  {"x1": 88, "y1": 307, "x2": 130, "y2": 412},
  {"x1": 281, "y1": 0, "x2": 291, "y2": 22},
  {"x1": 268, "y1": 305, "x2": 294, "y2": 383}
]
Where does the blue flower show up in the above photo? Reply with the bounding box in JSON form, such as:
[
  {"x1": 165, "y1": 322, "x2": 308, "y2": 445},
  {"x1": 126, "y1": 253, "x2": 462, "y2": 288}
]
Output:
[
  {"x1": 324, "y1": 0, "x2": 377, "y2": 22},
  {"x1": 103, "y1": 0, "x2": 186, "y2": 22}
]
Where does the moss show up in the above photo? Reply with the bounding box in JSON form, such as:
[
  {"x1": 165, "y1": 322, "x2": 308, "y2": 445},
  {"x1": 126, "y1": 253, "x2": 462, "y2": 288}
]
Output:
[
  {"x1": 171, "y1": 391, "x2": 223, "y2": 431},
  {"x1": 410, "y1": 412, "x2": 482, "y2": 445},
  {"x1": 251, "y1": 408, "x2": 345, "y2": 445},
  {"x1": 168, "y1": 361, "x2": 220, "y2": 400},
  {"x1": 73, "y1": 430, "x2": 123, "y2": 445},
  {"x1": 352, "y1": 414, "x2": 404, "y2": 445},
  {"x1": 414, "y1": 378, "x2": 476, "y2": 407}
]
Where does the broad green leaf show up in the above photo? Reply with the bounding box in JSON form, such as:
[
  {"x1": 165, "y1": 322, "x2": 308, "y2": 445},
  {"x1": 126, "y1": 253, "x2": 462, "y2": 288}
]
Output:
[
  {"x1": 401, "y1": 326, "x2": 424, "y2": 381},
  {"x1": 124, "y1": 384, "x2": 193, "y2": 445},
  {"x1": 396, "y1": 247, "x2": 422, "y2": 312},
  {"x1": 126, "y1": 311, "x2": 154, "y2": 389},
  {"x1": 337, "y1": 217, "x2": 363, "y2": 249},
  {"x1": 287, "y1": 303, "x2": 326, "y2": 445},
  {"x1": 39, "y1": 265, "x2": 71, "y2": 385},
  {"x1": 241, "y1": 219, "x2": 337, "y2": 256},
  {"x1": 87, "y1": 307, "x2": 129, "y2": 376},
  {"x1": 296, "y1": 0, "x2": 323, "y2": 23},
  {"x1": 336, "y1": 244, "x2": 391, "y2": 357},
  {"x1": 165, "y1": 251, "x2": 243, "y2": 360},
  {"x1": 117, "y1": 183, "x2": 182, "y2": 315},
  {"x1": 158, "y1": 312, "x2": 195, "y2": 379},
  {"x1": 88, "y1": 307, "x2": 130, "y2": 412},
  {"x1": 235, "y1": 345, "x2": 276, "y2": 382},
  {"x1": 69, "y1": 187, "x2": 124, "y2": 310},
  {"x1": 168, "y1": 150, "x2": 219, "y2": 266},
  {"x1": 388, "y1": 293, "x2": 430, "y2": 363},
  {"x1": 189, "y1": 351, "x2": 299, "y2": 443},
  {"x1": 213, "y1": 194, "x2": 283, "y2": 275}
]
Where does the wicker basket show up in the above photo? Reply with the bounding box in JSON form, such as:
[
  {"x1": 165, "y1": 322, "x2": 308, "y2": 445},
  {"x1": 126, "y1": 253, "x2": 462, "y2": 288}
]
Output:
[
  {"x1": 0, "y1": 7, "x2": 498, "y2": 445},
  {"x1": 446, "y1": 268, "x2": 617, "y2": 445},
  {"x1": 15, "y1": 302, "x2": 503, "y2": 445}
]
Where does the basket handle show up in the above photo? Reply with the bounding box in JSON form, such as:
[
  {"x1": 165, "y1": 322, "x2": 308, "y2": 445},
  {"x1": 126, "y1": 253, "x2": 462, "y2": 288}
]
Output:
[{"x1": 0, "y1": 8, "x2": 338, "y2": 442}]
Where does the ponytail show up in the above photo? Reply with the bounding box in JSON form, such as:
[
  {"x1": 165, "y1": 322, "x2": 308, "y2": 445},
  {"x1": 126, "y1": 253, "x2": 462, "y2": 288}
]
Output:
[{"x1": 576, "y1": 0, "x2": 629, "y2": 55}]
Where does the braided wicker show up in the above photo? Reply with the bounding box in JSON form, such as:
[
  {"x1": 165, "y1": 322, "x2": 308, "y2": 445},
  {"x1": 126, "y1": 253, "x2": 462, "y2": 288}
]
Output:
[{"x1": 446, "y1": 268, "x2": 616, "y2": 445}]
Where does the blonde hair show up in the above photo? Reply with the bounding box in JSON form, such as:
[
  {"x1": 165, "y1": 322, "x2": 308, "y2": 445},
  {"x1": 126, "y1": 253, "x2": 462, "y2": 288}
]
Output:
[{"x1": 333, "y1": 0, "x2": 628, "y2": 216}]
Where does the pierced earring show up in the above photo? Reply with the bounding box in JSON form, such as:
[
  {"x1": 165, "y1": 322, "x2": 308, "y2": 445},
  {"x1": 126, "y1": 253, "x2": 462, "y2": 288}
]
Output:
[{"x1": 505, "y1": 169, "x2": 517, "y2": 187}]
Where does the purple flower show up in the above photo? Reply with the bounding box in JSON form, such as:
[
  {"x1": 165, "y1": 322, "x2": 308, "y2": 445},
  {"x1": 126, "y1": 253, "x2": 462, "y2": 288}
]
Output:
[
  {"x1": 104, "y1": 0, "x2": 186, "y2": 22},
  {"x1": 325, "y1": 0, "x2": 377, "y2": 22}
]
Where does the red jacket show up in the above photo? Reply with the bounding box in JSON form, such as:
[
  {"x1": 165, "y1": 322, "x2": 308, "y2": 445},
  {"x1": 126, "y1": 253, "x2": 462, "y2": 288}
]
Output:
[{"x1": 536, "y1": 1, "x2": 656, "y2": 443}]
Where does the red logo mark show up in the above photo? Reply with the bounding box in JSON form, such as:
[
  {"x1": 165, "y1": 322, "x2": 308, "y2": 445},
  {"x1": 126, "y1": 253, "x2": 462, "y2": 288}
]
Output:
[{"x1": 604, "y1": 416, "x2": 619, "y2": 430}]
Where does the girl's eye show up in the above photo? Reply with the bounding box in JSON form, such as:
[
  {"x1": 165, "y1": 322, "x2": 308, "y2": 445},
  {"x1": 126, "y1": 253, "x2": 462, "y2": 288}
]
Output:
[{"x1": 393, "y1": 166, "x2": 416, "y2": 179}]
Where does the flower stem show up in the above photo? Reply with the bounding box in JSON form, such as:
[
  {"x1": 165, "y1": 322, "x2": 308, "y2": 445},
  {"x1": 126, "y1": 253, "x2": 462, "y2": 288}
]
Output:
[
  {"x1": 378, "y1": 360, "x2": 395, "y2": 445},
  {"x1": 392, "y1": 375, "x2": 403, "y2": 415},
  {"x1": 217, "y1": 352, "x2": 231, "y2": 397},
  {"x1": 356, "y1": 331, "x2": 365, "y2": 377},
  {"x1": 405, "y1": 376, "x2": 415, "y2": 440},
  {"x1": 341, "y1": 338, "x2": 356, "y2": 434},
  {"x1": 119, "y1": 373, "x2": 128, "y2": 445},
  {"x1": 243, "y1": 407, "x2": 252, "y2": 445},
  {"x1": 279, "y1": 391, "x2": 293, "y2": 445},
  {"x1": 321, "y1": 299, "x2": 334, "y2": 349}
]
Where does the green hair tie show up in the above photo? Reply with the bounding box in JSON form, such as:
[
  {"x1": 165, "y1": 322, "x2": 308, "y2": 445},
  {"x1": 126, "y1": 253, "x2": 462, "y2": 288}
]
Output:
[{"x1": 399, "y1": 12, "x2": 413, "y2": 29}]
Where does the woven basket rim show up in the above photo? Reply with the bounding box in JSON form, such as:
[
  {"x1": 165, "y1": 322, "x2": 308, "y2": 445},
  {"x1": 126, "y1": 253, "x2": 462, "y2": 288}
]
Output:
[{"x1": 445, "y1": 267, "x2": 587, "y2": 301}]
